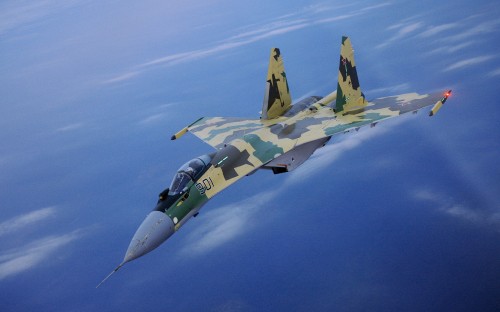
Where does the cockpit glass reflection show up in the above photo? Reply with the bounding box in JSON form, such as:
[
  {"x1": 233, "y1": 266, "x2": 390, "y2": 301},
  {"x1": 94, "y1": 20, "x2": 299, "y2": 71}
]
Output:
[{"x1": 168, "y1": 158, "x2": 208, "y2": 196}]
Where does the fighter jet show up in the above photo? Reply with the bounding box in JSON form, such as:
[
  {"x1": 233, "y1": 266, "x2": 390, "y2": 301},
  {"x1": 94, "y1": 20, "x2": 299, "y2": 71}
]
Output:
[{"x1": 97, "y1": 36, "x2": 451, "y2": 287}]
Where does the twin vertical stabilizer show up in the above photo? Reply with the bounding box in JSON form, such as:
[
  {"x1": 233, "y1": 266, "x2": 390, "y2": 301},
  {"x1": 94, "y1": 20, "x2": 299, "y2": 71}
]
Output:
[
  {"x1": 261, "y1": 37, "x2": 366, "y2": 118},
  {"x1": 261, "y1": 48, "x2": 292, "y2": 119},
  {"x1": 335, "y1": 36, "x2": 367, "y2": 113}
]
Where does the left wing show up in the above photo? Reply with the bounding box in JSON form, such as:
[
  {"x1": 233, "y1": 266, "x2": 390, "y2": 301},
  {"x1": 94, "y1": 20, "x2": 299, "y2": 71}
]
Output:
[
  {"x1": 324, "y1": 36, "x2": 451, "y2": 137},
  {"x1": 280, "y1": 36, "x2": 451, "y2": 146},
  {"x1": 171, "y1": 117, "x2": 264, "y2": 149},
  {"x1": 321, "y1": 90, "x2": 451, "y2": 139}
]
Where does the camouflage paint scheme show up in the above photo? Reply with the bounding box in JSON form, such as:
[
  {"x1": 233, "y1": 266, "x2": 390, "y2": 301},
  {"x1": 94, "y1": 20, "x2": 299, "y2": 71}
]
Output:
[
  {"x1": 172, "y1": 37, "x2": 450, "y2": 209},
  {"x1": 262, "y1": 48, "x2": 292, "y2": 119},
  {"x1": 105, "y1": 36, "x2": 451, "y2": 279}
]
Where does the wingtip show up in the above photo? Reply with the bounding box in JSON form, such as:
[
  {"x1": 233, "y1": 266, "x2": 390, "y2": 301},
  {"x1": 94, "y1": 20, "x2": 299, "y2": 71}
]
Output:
[{"x1": 171, "y1": 126, "x2": 189, "y2": 140}]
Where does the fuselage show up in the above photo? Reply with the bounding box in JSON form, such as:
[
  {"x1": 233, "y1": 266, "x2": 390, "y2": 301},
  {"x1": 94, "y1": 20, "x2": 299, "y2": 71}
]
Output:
[
  {"x1": 123, "y1": 95, "x2": 336, "y2": 263},
  {"x1": 123, "y1": 153, "x2": 215, "y2": 262}
]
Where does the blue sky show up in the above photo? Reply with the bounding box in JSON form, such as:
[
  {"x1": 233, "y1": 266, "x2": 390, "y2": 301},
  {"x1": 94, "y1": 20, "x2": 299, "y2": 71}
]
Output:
[{"x1": 0, "y1": 0, "x2": 499, "y2": 311}]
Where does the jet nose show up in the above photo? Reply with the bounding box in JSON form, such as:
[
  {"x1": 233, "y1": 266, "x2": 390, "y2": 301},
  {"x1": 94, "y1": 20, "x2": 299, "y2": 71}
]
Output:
[{"x1": 123, "y1": 211, "x2": 175, "y2": 263}]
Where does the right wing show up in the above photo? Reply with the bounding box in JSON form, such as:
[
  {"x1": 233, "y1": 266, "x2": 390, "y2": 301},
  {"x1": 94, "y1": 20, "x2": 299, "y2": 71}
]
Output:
[{"x1": 172, "y1": 117, "x2": 264, "y2": 149}]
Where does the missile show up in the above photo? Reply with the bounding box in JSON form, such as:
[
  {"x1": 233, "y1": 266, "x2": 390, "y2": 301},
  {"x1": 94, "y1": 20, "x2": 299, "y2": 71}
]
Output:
[
  {"x1": 171, "y1": 117, "x2": 204, "y2": 140},
  {"x1": 171, "y1": 126, "x2": 188, "y2": 140},
  {"x1": 429, "y1": 90, "x2": 452, "y2": 116}
]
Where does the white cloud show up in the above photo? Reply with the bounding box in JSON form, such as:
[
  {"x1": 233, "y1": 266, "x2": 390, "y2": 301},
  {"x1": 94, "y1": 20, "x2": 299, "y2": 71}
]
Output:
[
  {"x1": 419, "y1": 118, "x2": 500, "y2": 219},
  {"x1": 399, "y1": 22, "x2": 423, "y2": 36},
  {"x1": 426, "y1": 40, "x2": 475, "y2": 55},
  {"x1": 443, "y1": 55, "x2": 494, "y2": 71},
  {"x1": 0, "y1": 0, "x2": 85, "y2": 36},
  {"x1": 304, "y1": 3, "x2": 336, "y2": 14},
  {"x1": 315, "y1": 13, "x2": 362, "y2": 24},
  {"x1": 442, "y1": 205, "x2": 500, "y2": 228},
  {"x1": 0, "y1": 207, "x2": 56, "y2": 237},
  {"x1": 488, "y1": 68, "x2": 500, "y2": 77},
  {"x1": 413, "y1": 189, "x2": 500, "y2": 231},
  {"x1": 137, "y1": 113, "x2": 168, "y2": 125},
  {"x1": 104, "y1": 3, "x2": 389, "y2": 84},
  {"x1": 360, "y1": 2, "x2": 392, "y2": 12},
  {"x1": 413, "y1": 189, "x2": 443, "y2": 202},
  {"x1": 179, "y1": 191, "x2": 277, "y2": 257},
  {"x1": 56, "y1": 122, "x2": 83, "y2": 132},
  {"x1": 226, "y1": 18, "x2": 308, "y2": 42},
  {"x1": 101, "y1": 71, "x2": 139, "y2": 84},
  {"x1": 445, "y1": 205, "x2": 482, "y2": 223},
  {"x1": 366, "y1": 83, "x2": 410, "y2": 95},
  {"x1": 377, "y1": 21, "x2": 424, "y2": 49},
  {"x1": 0, "y1": 230, "x2": 82, "y2": 280},
  {"x1": 105, "y1": 19, "x2": 310, "y2": 83},
  {"x1": 137, "y1": 103, "x2": 178, "y2": 125},
  {"x1": 418, "y1": 23, "x2": 459, "y2": 37},
  {"x1": 138, "y1": 22, "x2": 311, "y2": 70},
  {"x1": 285, "y1": 124, "x2": 392, "y2": 185},
  {"x1": 444, "y1": 20, "x2": 499, "y2": 42},
  {"x1": 0, "y1": 207, "x2": 87, "y2": 279}
]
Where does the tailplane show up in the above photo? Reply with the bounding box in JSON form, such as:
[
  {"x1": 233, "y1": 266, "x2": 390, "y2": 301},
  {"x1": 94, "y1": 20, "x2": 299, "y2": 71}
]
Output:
[
  {"x1": 335, "y1": 36, "x2": 367, "y2": 113},
  {"x1": 261, "y1": 48, "x2": 292, "y2": 119}
]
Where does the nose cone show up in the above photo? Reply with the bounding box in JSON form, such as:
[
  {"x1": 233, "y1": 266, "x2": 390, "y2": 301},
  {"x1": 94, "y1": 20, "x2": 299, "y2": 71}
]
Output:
[{"x1": 124, "y1": 211, "x2": 175, "y2": 263}]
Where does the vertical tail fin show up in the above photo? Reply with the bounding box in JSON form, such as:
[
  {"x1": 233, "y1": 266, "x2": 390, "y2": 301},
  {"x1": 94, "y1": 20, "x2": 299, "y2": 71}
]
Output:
[
  {"x1": 261, "y1": 48, "x2": 292, "y2": 119},
  {"x1": 335, "y1": 36, "x2": 367, "y2": 113}
]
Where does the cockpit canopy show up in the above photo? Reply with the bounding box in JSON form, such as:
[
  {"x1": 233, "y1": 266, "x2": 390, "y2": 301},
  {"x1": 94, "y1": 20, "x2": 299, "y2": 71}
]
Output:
[{"x1": 168, "y1": 154, "x2": 213, "y2": 195}]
